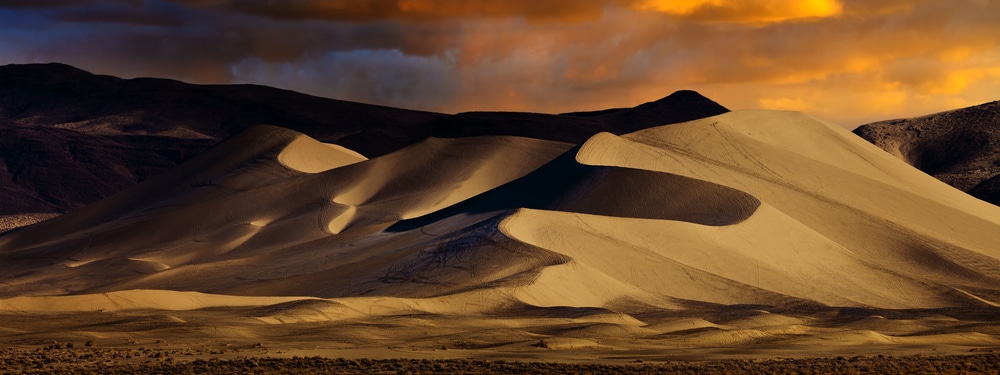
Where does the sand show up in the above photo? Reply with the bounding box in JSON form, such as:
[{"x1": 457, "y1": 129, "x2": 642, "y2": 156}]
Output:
[{"x1": 1, "y1": 110, "x2": 999, "y2": 362}]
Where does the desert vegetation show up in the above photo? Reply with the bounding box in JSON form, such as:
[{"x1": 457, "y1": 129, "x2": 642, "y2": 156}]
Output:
[{"x1": 1, "y1": 346, "x2": 999, "y2": 375}]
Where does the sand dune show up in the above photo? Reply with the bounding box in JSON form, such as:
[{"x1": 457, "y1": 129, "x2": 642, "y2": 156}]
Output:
[
  {"x1": 276, "y1": 136, "x2": 367, "y2": 173},
  {"x1": 0, "y1": 290, "x2": 313, "y2": 313},
  {"x1": 0, "y1": 64, "x2": 729, "y2": 217},
  {"x1": 576, "y1": 110, "x2": 1000, "y2": 306},
  {"x1": 0, "y1": 62, "x2": 443, "y2": 216},
  {"x1": 2, "y1": 109, "x2": 999, "y2": 359},
  {"x1": 0, "y1": 126, "x2": 572, "y2": 296}
]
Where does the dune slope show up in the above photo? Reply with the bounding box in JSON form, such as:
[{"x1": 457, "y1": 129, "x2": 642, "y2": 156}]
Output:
[
  {"x1": 0, "y1": 126, "x2": 573, "y2": 297},
  {"x1": 2, "y1": 110, "x2": 1000, "y2": 356},
  {"x1": 0, "y1": 63, "x2": 729, "y2": 218}
]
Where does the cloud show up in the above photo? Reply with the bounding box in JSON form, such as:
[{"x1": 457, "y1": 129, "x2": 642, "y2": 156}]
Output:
[
  {"x1": 222, "y1": 0, "x2": 620, "y2": 22},
  {"x1": 758, "y1": 97, "x2": 816, "y2": 112},
  {"x1": 54, "y1": 2, "x2": 184, "y2": 26},
  {"x1": 0, "y1": 0, "x2": 91, "y2": 8},
  {"x1": 195, "y1": 0, "x2": 846, "y2": 24},
  {"x1": 0, "y1": 0, "x2": 998, "y2": 127},
  {"x1": 231, "y1": 49, "x2": 461, "y2": 110},
  {"x1": 635, "y1": 0, "x2": 843, "y2": 23}
]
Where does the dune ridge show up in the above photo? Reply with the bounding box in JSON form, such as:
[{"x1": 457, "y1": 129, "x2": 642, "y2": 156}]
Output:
[
  {"x1": 0, "y1": 63, "x2": 730, "y2": 217},
  {"x1": 2, "y1": 109, "x2": 999, "y2": 358}
]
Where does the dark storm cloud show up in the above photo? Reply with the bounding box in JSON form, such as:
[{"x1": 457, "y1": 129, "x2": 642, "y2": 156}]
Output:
[
  {"x1": 0, "y1": 0, "x2": 94, "y2": 8},
  {"x1": 0, "y1": 0, "x2": 998, "y2": 125},
  {"x1": 232, "y1": 49, "x2": 461, "y2": 110},
  {"x1": 221, "y1": 0, "x2": 622, "y2": 22},
  {"x1": 54, "y1": 3, "x2": 184, "y2": 26}
]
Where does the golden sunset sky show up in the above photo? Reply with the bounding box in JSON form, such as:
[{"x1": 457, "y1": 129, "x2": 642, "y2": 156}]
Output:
[{"x1": 1, "y1": 0, "x2": 998, "y2": 126}]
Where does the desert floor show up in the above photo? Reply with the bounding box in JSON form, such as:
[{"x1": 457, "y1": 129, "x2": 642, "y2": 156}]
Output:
[
  {"x1": 2, "y1": 304, "x2": 999, "y2": 374},
  {"x1": 1, "y1": 343, "x2": 998, "y2": 374}
]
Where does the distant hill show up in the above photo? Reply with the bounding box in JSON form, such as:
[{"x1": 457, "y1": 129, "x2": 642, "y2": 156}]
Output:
[
  {"x1": 0, "y1": 63, "x2": 728, "y2": 215},
  {"x1": 854, "y1": 100, "x2": 1000, "y2": 205},
  {"x1": 0, "y1": 63, "x2": 445, "y2": 142}
]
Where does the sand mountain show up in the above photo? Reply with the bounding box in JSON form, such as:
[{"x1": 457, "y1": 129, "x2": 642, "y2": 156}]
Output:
[
  {"x1": 0, "y1": 63, "x2": 727, "y2": 219},
  {"x1": 2, "y1": 109, "x2": 999, "y2": 354},
  {"x1": 855, "y1": 100, "x2": 1000, "y2": 205}
]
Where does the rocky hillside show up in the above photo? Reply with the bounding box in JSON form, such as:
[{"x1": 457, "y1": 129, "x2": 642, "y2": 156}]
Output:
[{"x1": 854, "y1": 100, "x2": 1000, "y2": 206}]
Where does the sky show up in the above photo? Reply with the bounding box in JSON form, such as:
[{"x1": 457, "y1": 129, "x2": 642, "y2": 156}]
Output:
[{"x1": 0, "y1": 0, "x2": 998, "y2": 127}]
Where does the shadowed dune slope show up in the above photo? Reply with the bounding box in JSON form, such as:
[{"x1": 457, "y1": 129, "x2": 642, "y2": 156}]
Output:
[
  {"x1": 423, "y1": 90, "x2": 730, "y2": 144},
  {"x1": 574, "y1": 110, "x2": 1000, "y2": 308},
  {"x1": 0, "y1": 126, "x2": 574, "y2": 296},
  {"x1": 2, "y1": 110, "x2": 1000, "y2": 314},
  {"x1": 3, "y1": 110, "x2": 1000, "y2": 355},
  {"x1": 0, "y1": 63, "x2": 728, "y2": 217},
  {"x1": 0, "y1": 63, "x2": 438, "y2": 216},
  {"x1": 388, "y1": 147, "x2": 760, "y2": 232},
  {"x1": 855, "y1": 100, "x2": 1000, "y2": 205}
]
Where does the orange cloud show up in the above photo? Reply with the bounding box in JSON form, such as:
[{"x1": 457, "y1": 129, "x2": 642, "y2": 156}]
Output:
[
  {"x1": 223, "y1": 0, "x2": 846, "y2": 24},
  {"x1": 921, "y1": 67, "x2": 1000, "y2": 96},
  {"x1": 634, "y1": 0, "x2": 843, "y2": 23},
  {"x1": 758, "y1": 97, "x2": 815, "y2": 112}
]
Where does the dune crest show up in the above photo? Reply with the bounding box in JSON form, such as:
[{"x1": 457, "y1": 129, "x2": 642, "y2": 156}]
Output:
[
  {"x1": 0, "y1": 290, "x2": 313, "y2": 313},
  {"x1": 277, "y1": 135, "x2": 367, "y2": 173},
  {"x1": 2, "y1": 109, "x2": 1000, "y2": 357}
]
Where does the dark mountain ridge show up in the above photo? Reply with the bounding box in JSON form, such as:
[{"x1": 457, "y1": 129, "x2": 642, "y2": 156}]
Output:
[
  {"x1": 854, "y1": 100, "x2": 1000, "y2": 206},
  {"x1": 0, "y1": 63, "x2": 445, "y2": 140},
  {"x1": 0, "y1": 63, "x2": 729, "y2": 215}
]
